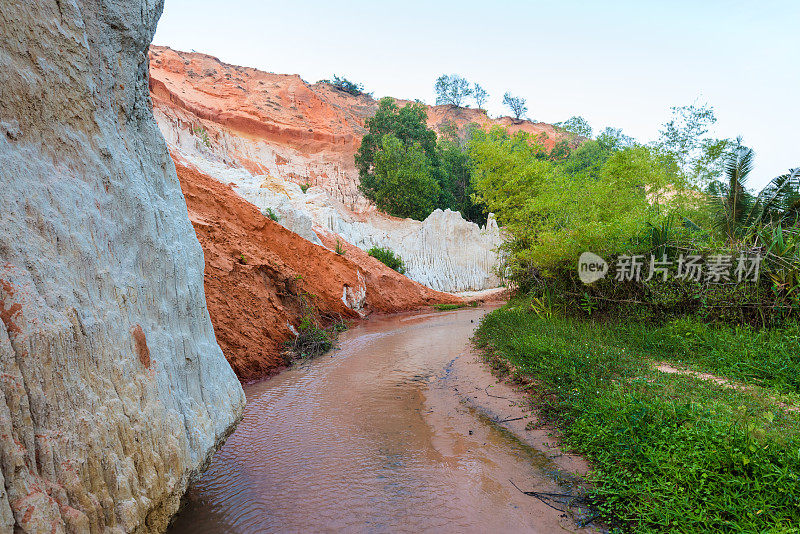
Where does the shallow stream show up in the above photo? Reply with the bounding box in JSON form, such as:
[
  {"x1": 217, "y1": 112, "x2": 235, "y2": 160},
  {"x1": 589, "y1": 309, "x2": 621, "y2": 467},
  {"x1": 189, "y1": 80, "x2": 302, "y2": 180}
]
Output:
[{"x1": 169, "y1": 306, "x2": 595, "y2": 533}]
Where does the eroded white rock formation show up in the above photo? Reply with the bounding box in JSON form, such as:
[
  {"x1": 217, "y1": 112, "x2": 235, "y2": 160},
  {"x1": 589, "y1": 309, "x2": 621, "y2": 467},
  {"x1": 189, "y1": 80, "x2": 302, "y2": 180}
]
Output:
[
  {"x1": 0, "y1": 2, "x2": 244, "y2": 532},
  {"x1": 174, "y1": 153, "x2": 502, "y2": 292}
]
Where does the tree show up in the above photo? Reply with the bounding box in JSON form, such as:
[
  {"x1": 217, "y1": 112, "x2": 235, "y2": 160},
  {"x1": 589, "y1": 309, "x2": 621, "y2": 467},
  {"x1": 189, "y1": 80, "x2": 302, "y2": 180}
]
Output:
[
  {"x1": 749, "y1": 168, "x2": 800, "y2": 227},
  {"x1": 372, "y1": 135, "x2": 440, "y2": 220},
  {"x1": 596, "y1": 127, "x2": 635, "y2": 150},
  {"x1": 356, "y1": 97, "x2": 438, "y2": 188},
  {"x1": 435, "y1": 74, "x2": 473, "y2": 107},
  {"x1": 554, "y1": 116, "x2": 592, "y2": 138},
  {"x1": 473, "y1": 83, "x2": 488, "y2": 110},
  {"x1": 470, "y1": 128, "x2": 682, "y2": 277},
  {"x1": 707, "y1": 137, "x2": 754, "y2": 242},
  {"x1": 656, "y1": 103, "x2": 730, "y2": 186},
  {"x1": 503, "y1": 92, "x2": 527, "y2": 120}
]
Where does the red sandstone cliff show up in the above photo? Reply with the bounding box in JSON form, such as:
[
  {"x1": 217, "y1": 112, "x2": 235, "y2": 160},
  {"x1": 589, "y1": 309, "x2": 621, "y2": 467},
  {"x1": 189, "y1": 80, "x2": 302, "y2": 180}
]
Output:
[{"x1": 149, "y1": 45, "x2": 565, "y2": 210}]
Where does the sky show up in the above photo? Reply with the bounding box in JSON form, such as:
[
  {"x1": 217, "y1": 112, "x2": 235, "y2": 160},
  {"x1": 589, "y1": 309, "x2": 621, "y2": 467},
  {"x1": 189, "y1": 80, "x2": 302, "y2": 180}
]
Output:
[{"x1": 153, "y1": 0, "x2": 799, "y2": 189}]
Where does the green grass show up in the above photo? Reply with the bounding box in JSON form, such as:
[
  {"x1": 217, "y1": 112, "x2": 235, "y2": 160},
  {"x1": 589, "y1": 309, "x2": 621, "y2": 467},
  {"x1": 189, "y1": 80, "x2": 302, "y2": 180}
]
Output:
[
  {"x1": 474, "y1": 298, "x2": 800, "y2": 533},
  {"x1": 434, "y1": 303, "x2": 465, "y2": 311},
  {"x1": 624, "y1": 318, "x2": 800, "y2": 395},
  {"x1": 433, "y1": 302, "x2": 480, "y2": 311}
]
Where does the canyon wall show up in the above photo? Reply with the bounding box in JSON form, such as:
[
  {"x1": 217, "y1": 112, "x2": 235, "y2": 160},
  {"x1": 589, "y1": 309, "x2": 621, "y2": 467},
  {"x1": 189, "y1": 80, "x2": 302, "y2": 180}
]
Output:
[
  {"x1": 0, "y1": 2, "x2": 244, "y2": 532},
  {"x1": 148, "y1": 46, "x2": 549, "y2": 292},
  {"x1": 175, "y1": 159, "x2": 463, "y2": 381}
]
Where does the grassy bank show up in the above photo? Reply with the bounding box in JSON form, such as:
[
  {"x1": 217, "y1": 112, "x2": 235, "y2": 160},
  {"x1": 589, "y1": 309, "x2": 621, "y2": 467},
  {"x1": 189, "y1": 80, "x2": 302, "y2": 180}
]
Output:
[{"x1": 474, "y1": 298, "x2": 800, "y2": 533}]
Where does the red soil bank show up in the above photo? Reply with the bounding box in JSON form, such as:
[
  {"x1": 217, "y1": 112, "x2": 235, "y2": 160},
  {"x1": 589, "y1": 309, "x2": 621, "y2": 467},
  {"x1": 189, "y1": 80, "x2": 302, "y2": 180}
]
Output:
[{"x1": 175, "y1": 159, "x2": 462, "y2": 381}]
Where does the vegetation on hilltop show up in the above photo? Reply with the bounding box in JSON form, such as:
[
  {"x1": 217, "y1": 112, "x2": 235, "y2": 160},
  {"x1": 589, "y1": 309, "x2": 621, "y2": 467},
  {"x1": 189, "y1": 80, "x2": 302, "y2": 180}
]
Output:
[
  {"x1": 503, "y1": 92, "x2": 528, "y2": 120},
  {"x1": 320, "y1": 74, "x2": 369, "y2": 96}
]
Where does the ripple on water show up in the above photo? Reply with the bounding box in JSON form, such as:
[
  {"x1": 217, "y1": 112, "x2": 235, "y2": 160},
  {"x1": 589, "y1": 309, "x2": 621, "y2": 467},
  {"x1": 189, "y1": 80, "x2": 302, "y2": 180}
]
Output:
[{"x1": 169, "y1": 307, "x2": 591, "y2": 534}]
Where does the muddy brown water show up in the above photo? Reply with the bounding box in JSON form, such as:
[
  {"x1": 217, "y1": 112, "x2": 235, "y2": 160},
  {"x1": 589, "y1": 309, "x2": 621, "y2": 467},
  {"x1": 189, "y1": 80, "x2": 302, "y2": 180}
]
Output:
[{"x1": 169, "y1": 306, "x2": 596, "y2": 533}]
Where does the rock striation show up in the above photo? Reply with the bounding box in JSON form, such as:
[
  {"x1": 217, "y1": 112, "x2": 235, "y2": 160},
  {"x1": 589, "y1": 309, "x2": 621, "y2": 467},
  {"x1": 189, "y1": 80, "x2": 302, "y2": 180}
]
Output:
[
  {"x1": 148, "y1": 46, "x2": 568, "y2": 292},
  {"x1": 0, "y1": 2, "x2": 244, "y2": 532}
]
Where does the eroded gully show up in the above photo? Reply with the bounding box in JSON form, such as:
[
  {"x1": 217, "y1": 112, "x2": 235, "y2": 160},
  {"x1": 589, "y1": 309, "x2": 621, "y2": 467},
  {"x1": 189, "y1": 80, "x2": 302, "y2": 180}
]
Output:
[{"x1": 169, "y1": 305, "x2": 599, "y2": 533}]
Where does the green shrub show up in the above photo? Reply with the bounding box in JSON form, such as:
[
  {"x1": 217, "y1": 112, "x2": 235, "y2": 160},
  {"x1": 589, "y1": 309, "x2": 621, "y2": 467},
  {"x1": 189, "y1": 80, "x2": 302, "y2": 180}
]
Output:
[
  {"x1": 283, "y1": 296, "x2": 348, "y2": 363},
  {"x1": 300, "y1": 183, "x2": 311, "y2": 193},
  {"x1": 335, "y1": 239, "x2": 346, "y2": 256},
  {"x1": 192, "y1": 125, "x2": 212, "y2": 149},
  {"x1": 368, "y1": 246, "x2": 405, "y2": 274},
  {"x1": 321, "y1": 75, "x2": 367, "y2": 96},
  {"x1": 263, "y1": 207, "x2": 279, "y2": 222},
  {"x1": 284, "y1": 314, "x2": 336, "y2": 361}
]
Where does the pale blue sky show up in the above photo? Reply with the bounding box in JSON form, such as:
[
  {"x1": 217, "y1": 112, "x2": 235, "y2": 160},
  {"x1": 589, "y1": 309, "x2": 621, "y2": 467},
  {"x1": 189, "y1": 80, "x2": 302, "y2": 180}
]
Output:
[{"x1": 153, "y1": 0, "x2": 798, "y2": 189}]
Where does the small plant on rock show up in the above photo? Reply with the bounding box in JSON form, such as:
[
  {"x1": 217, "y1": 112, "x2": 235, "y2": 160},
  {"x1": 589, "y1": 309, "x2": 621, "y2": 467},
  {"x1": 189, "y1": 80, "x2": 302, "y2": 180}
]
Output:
[
  {"x1": 192, "y1": 125, "x2": 212, "y2": 149},
  {"x1": 263, "y1": 207, "x2": 279, "y2": 222}
]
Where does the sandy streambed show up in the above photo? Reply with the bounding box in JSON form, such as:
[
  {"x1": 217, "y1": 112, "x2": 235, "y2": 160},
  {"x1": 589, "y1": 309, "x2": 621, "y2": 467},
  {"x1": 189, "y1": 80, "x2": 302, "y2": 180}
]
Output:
[{"x1": 169, "y1": 305, "x2": 598, "y2": 533}]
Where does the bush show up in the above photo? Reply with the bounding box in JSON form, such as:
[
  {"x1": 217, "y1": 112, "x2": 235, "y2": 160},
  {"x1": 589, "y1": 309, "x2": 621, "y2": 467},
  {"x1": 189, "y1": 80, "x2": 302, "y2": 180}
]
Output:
[
  {"x1": 368, "y1": 246, "x2": 405, "y2": 274},
  {"x1": 263, "y1": 207, "x2": 279, "y2": 222},
  {"x1": 321, "y1": 75, "x2": 366, "y2": 96},
  {"x1": 335, "y1": 239, "x2": 346, "y2": 256},
  {"x1": 284, "y1": 313, "x2": 338, "y2": 361}
]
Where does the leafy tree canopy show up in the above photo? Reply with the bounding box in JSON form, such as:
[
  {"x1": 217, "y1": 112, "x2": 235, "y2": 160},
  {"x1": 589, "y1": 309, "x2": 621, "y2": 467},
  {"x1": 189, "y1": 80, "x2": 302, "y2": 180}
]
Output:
[
  {"x1": 356, "y1": 97, "x2": 438, "y2": 182},
  {"x1": 356, "y1": 99, "x2": 487, "y2": 223},
  {"x1": 435, "y1": 74, "x2": 473, "y2": 107},
  {"x1": 372, "y1": 134, "x2": 441, "y2": 220},
  {"x1": 555, "y1": 116, "x2": 593, "y2": 138},
  {"x1": 503, "y1": 92, "x2": 528, "y2": 120},
  {"x1": 656, "y1": 103, "x2": 730, "y2": 186}
]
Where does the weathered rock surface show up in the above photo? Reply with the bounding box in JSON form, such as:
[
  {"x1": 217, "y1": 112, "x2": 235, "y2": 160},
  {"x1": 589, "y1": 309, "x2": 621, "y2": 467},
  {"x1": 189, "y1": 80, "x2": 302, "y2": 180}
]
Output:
[
  {"x1": 168, "y1": 152, "x2": 503, "y2": 292},
  {"x1": 174, "y1": 157, "x2": 463, "y2": 381},
  {"x1": 148, "y1": 46, "x2": 565, "y2": 210},
  {"x1": 148, "y1": 46, "x2": 566, "y2": 292},
  {"x1": 0, "y1": 2, "x2": 244, "y2": 532}
]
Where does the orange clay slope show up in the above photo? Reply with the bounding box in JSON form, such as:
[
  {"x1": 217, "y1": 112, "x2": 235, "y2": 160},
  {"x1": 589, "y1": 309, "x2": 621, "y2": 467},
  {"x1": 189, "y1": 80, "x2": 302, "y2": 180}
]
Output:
[
  {"x1": 149, "y1": 45, "x2": 569, "y2": 210},
  {"x1": 175, "y1": 157, "x2": 463, "y2": 381}
]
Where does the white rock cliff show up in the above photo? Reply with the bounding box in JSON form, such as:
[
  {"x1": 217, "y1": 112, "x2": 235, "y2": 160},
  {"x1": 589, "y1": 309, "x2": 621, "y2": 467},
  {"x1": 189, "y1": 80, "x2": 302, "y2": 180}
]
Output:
[
  {"x1": 172, "y1": 152, "x2": 503, "y2": 293},
  {"x1": 0, "y1": 2, "x2": 244, "y2": 532}
]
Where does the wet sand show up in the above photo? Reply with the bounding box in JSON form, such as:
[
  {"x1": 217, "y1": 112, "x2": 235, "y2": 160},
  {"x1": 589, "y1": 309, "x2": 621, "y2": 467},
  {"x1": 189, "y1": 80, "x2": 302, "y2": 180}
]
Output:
[{"x1": 169, "y1": 305, "x2": 597, "y2": 533}]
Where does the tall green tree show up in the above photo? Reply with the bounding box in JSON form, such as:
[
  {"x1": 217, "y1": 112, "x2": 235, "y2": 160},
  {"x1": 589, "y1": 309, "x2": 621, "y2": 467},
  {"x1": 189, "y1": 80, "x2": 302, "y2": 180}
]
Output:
[
  {"x1": 657, "y1": 103, "x2": 730, "y2": 186},
  {"x1": 356, "y1": 97, "x2": 439, "y2": 201},
  {"x1": 372, "y1": 135, "x2": 440, "y2": 220},
  {"x1": 555, "y1": 116, "x2": 592, "y2": 138}
]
